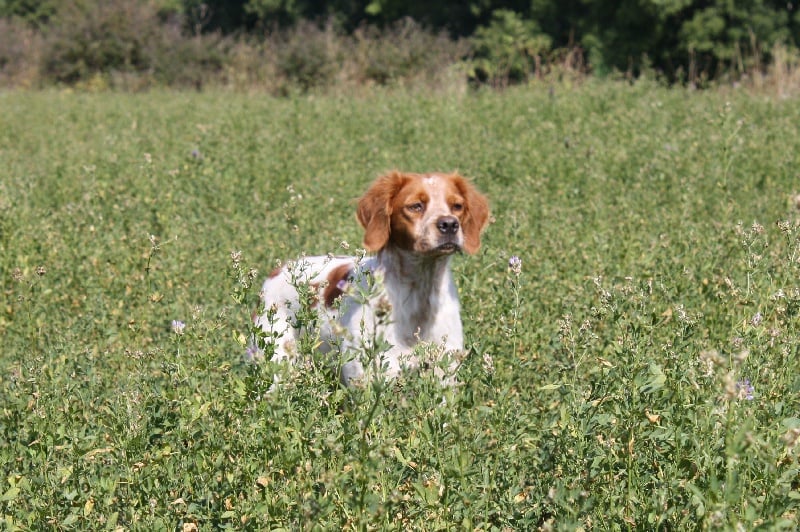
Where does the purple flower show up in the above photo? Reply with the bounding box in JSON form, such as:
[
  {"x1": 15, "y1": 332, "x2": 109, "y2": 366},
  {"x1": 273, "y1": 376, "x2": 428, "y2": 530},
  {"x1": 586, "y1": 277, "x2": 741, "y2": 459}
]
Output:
[
  {"x1": 736, "y1": 379, "x2": 755, "y2": 401},
  {"x1": 171, "y1": 320, "x2": 186, "y2": 335},
  {"x1": 508, "y1": 255, "x2": 522, "y2": 275},
  {"x1": 245, "y1": 343, "x2": 261, "y2": 361}
]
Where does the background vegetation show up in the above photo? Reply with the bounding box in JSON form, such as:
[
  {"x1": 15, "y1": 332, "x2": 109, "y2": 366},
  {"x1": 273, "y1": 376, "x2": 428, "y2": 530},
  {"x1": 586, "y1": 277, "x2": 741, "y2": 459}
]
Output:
[
  {"x1": 1, "y1": 0, "x2": 800, "y2": 91},
  {"x1": 2, "y1": 80, "x2": 800, "y2": 528}
]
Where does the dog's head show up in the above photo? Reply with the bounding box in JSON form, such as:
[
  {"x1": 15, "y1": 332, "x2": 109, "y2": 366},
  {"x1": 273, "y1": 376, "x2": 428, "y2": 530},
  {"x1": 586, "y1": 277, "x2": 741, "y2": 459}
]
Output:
[{"x1": 357, "y1": 171, "x2": 490, "y2": 256}]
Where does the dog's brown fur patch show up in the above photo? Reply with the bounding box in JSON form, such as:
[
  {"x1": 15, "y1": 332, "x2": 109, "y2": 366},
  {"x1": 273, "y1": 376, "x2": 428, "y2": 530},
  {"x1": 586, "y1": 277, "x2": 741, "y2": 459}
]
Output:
[{"x1": 323, "y1": 264, "x2": 353, "y2": 308}]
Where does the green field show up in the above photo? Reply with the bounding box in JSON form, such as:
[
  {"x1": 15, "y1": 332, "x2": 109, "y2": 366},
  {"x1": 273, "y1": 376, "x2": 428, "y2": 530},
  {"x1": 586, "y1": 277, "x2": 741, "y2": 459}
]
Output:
[{"x1": 2, "y1": 82, "x2": 800, "y2": 529}]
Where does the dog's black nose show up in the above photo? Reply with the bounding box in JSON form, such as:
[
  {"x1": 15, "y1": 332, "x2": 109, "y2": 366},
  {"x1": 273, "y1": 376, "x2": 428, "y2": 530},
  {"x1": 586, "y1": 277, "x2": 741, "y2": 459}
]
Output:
[{"x1": 437, "y1": 216, "x2": 460, "y2": 234}]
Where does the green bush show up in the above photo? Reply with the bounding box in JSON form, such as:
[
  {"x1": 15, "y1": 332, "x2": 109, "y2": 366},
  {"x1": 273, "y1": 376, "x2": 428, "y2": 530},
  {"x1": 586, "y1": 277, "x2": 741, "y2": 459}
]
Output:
[
  {"x1": 469, "y1": 9, "x2": 552, "y2": 87},
  {"x1": 36, "y1": 0, "x2": 232, "y2": 90},
  {"x1": 0, "y1": 17, "x2": 43, "y2": 87},
  {"x1": 274, "y1": 21, "x2": 342, "y2": 92},
  {"x1": 679, "y1": 0, "x2": 793, "y2": 79},
  {"x1": 537, "y1": 0, "x2": 799, "y2": 81},
  {"x1": 354, "y1": 18, "x2": 466, "y2": 86},
  {"x1": 149, "y1": 30, "x2": 229, "y2": 89},
  {"x1": 41, "y1": 0, "x2": 161, "y2": 84},
  {"x1": 0, "y1": 0, "x2": 57, "y2": 27}
]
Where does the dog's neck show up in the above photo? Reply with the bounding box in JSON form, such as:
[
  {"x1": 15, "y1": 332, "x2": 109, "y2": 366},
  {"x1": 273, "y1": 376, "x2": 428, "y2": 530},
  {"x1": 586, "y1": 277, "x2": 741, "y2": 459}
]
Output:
[
  {"x1": 377, "y1": 245, "x2": 453, "y2": 287},
  {"x1": 376, "y1": 245, "x2": 456, "y2": 342}
]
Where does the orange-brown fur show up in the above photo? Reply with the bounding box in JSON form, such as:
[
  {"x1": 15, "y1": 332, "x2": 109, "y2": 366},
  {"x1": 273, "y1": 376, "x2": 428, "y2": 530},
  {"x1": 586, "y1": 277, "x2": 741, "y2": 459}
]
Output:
[
  {"x1": 357, "y1": 171, "x2": 488, "y2": 255},
  {"x1": 322, "y1": 264, "x2": 353, "y2": 308}
]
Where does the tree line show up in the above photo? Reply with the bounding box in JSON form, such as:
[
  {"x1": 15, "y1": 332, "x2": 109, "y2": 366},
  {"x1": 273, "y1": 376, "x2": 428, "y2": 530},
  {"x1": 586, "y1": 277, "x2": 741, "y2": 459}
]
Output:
[{"x1": 1, "y1": 0, "x2": 798, "y2": 87}]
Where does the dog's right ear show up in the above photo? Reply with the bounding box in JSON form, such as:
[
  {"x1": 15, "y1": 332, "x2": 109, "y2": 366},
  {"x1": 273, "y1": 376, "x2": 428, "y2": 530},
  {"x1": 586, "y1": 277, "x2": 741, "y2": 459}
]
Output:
[
  {"x1": 357, "y1": 171, "x2": 408, "y2": 252},
  {"x1": 451, "y1": 173, "x2": 490, "y2": 255}
]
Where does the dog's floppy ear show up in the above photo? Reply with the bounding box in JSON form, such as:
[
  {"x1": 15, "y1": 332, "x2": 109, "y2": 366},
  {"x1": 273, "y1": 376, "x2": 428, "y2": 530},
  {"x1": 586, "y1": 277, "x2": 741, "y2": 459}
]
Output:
[
  {"x1": 453, "y1": 174, "x2": 490, "y2": 254},
  {"x1": 357, "y1": 171, "x2": 408, "y2": 252}
]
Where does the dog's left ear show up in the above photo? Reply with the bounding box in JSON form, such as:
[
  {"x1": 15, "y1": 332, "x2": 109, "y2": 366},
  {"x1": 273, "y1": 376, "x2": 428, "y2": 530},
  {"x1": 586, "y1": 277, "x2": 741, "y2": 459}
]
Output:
[
  {"x1": 357, "y1": 171, "x2": 408, "y2": 252},
  {"x1": 453, "y1": 174, "x2": 490, "y2": 254}
]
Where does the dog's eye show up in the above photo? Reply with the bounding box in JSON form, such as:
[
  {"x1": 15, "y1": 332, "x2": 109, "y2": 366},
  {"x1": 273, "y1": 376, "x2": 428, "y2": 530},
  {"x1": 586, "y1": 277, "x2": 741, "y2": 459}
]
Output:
[
  {"x1": 452, "y1": 203, "x2": 463, "y2": 212},
  {"x1": 406, "y1": 202, "x2": 424, "y2": 213}
]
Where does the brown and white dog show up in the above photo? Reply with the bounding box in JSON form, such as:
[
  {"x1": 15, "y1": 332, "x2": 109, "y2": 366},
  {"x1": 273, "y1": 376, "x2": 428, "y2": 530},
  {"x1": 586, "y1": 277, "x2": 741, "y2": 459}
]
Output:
[{"x1": 253, "y1": 171, "x2": 490, "y2": 385}]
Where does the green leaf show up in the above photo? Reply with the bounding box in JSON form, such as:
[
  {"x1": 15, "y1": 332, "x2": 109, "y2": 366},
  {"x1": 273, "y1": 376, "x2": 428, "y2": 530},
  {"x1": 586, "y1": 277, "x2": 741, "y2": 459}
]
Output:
[
  {"x1": 639, "y1": 364, "x2": 666, "y2": 394},
  {"x1": 1, "y1": 487, "x2": 20, "y2": 502}
]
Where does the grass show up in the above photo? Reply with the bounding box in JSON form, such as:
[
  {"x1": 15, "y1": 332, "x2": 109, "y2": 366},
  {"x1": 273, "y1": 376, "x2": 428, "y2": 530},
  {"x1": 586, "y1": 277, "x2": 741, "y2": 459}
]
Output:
[{"x1": 2, "y1": 81, "x2": 800, "y2": 529}]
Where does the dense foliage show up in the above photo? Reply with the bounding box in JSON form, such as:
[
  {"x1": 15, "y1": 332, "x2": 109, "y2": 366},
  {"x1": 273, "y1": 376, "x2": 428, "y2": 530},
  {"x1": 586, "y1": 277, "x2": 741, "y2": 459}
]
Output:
[
  {"x1": 0, "y1": 0, "x2": 799, "y2": 87},
  {"x1": 2, "y1": 82, "x2": 800, "y2": 529}
]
